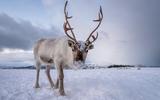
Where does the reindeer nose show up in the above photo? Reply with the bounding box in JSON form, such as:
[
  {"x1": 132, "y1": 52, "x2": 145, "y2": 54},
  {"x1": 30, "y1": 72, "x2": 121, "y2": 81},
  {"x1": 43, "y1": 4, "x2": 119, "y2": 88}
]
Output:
[{"x1": 76, "y1": 51, "x2": 83, "y2": 61}]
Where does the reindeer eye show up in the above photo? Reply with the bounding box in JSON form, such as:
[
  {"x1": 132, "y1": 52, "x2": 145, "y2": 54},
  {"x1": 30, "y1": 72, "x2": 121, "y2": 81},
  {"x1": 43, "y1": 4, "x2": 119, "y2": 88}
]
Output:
[
  {"x1": 72, "y1": 46, "x2": 77, "y2": 51},
  {"x1": 85, "y1": 48, "x2": 88, "y2": 52},
  {"x1": 72, "y1": 48, "x2": 75, "y2": 51},
  {"x1": 72, "y1": 49, "x2": 75, "y2": 51}
]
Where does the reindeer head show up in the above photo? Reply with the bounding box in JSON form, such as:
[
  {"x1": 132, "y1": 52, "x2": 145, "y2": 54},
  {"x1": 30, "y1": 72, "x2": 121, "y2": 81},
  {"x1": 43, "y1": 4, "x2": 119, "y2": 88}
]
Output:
[{"x1": 64, "y1": 1, "x2": 103, "y2": 63}]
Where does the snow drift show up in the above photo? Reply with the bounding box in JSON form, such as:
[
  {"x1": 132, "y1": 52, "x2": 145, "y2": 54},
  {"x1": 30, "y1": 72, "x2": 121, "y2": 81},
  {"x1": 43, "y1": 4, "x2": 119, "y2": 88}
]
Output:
[{"x1": 0, "y1": 68, "x2": 160, "y2": 100}]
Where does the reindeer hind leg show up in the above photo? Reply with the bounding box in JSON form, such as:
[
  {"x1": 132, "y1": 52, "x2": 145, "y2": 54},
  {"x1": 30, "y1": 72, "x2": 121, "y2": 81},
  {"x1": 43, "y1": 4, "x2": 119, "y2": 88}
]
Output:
[
  {"x1": 45, "y1": 65, "x2": 54, "y2": 88},
  {"x1": 34, "y1": 61, "x2": 41, "y2": 88}
]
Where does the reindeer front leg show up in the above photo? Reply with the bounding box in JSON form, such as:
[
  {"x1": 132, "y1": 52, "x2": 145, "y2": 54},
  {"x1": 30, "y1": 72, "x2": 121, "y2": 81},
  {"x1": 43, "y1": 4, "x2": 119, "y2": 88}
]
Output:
[{"x1": 55, "y1": 62, "x2": 65, "y2": 95}]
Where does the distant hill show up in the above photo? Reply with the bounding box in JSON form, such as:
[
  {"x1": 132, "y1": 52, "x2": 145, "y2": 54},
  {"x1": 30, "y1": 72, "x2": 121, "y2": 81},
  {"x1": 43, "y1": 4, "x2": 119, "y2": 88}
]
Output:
[{"x1": 108, "y1": 65, "x2": 134, "y2": 68}]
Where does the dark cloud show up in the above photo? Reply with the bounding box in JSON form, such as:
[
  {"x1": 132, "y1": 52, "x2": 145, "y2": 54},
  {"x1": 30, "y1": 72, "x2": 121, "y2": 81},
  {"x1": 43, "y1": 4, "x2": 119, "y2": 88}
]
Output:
[{"x1": 0, "y1": 13, "x2": 62, "y2": 50}]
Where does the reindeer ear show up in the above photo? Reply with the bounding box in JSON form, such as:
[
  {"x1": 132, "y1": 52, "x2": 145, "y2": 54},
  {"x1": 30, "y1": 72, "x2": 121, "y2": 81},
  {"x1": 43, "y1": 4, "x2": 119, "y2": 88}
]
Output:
[
  {"x1": 88, "y1": 44, "x2": 94, "y2": 50},
  {"x1": 68, "y1": 40, "x2": 75, "y2": 47}
]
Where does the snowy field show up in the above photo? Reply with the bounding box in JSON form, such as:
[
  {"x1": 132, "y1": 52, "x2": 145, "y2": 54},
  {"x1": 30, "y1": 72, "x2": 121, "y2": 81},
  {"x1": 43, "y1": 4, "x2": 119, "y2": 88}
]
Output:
[{"x1": 0, "y1": 68, "x2": 160, "y2": 100}]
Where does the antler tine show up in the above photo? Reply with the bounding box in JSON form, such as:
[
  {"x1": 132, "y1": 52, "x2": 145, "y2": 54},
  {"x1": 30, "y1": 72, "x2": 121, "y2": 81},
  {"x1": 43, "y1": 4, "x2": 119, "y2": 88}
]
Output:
[
  {"x1": 88, "y1": 32, "x2": 99, "y2": 44},
  {"x1": 86, "y1": 6, "x2": 103, "y2": 43},
  {"x1": 100, "y1": 6, "x2": 103, "y2": 19},
  {"x1": 63, "y1": 22, "x2": 75, "y2": 40},
  {"x1": 64, "y1": 1, "x2": 77, "y2": 42}
]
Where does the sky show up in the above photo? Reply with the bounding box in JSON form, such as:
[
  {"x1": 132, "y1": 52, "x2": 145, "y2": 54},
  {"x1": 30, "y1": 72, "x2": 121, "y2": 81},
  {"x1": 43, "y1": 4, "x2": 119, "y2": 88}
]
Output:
[{"x1": 0, "y1": 0, "x2": 160, "y2": 66}]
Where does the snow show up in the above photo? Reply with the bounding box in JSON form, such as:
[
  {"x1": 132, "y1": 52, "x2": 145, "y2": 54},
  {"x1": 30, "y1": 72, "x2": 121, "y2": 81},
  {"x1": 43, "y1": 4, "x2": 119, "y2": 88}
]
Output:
[{"x1": 0, "y1": 68, "x2": 160, "y2": 100}]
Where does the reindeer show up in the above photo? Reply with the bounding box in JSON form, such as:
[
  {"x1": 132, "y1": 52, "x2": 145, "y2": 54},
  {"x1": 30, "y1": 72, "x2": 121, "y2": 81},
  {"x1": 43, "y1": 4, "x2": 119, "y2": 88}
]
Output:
[{"x1": 33, "y1": 1, "x2": 103, "y2": 95}]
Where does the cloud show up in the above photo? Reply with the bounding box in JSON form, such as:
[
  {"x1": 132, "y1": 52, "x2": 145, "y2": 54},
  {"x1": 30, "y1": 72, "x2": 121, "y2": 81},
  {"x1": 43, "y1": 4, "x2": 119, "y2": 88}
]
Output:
[
  {"x1": 0, "y1": 13, "x2": 62, "y2": 50},
  {"x1": 0, "y1": 0, "x2": 160, "y2": 66},
  {"x1": 0, "y1": 49, "x2": 33, "y2": 67}
]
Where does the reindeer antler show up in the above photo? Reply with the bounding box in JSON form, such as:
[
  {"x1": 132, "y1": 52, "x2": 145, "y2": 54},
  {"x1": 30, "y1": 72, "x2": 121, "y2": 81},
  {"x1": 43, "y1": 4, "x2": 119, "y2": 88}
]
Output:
[
  {"x1": 64, "y1": 1, "x2": 77, "y2": 42},
  {"x1": 86, "y1": 6, "x2": 103, "y2": 44}
]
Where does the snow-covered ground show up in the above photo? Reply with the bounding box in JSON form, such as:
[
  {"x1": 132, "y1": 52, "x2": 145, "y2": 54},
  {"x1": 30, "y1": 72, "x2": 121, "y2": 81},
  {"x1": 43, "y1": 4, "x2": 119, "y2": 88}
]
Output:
[{"x1": 0, "y1": 68, "x2": 160, "y2": 100}]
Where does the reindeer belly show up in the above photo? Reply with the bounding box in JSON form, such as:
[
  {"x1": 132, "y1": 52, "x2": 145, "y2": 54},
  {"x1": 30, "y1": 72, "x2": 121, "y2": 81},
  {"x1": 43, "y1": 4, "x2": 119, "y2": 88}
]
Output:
[
  {"x1": 40, "y1": 56, "x2": 54, "y2": 63},
  {"x1": 38, "y1": 48, "x2": 55, "y2": 64}
]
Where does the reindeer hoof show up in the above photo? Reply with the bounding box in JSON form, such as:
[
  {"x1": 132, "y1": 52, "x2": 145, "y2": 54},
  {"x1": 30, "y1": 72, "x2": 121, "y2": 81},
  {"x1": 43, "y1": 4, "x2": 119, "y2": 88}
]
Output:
[
  {"x1": 54, "y1": 85, "x2": 58, "y2": 89},
  {"x1": 34, "y1": 84, "x2": 40, "y2": 88},
  {"x1": 50, "y1": 84, "x2": 54, "y2": 88},
  {"x1": 59, "y1": 90, "x2": 66, "y2": 96}
]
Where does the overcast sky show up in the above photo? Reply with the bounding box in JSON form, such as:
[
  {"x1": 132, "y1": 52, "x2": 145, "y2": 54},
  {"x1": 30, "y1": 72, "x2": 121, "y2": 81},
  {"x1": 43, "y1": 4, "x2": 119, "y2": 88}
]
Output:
[{"x1": 0, "y1": 0, "x2": 160, "y2": 66}]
